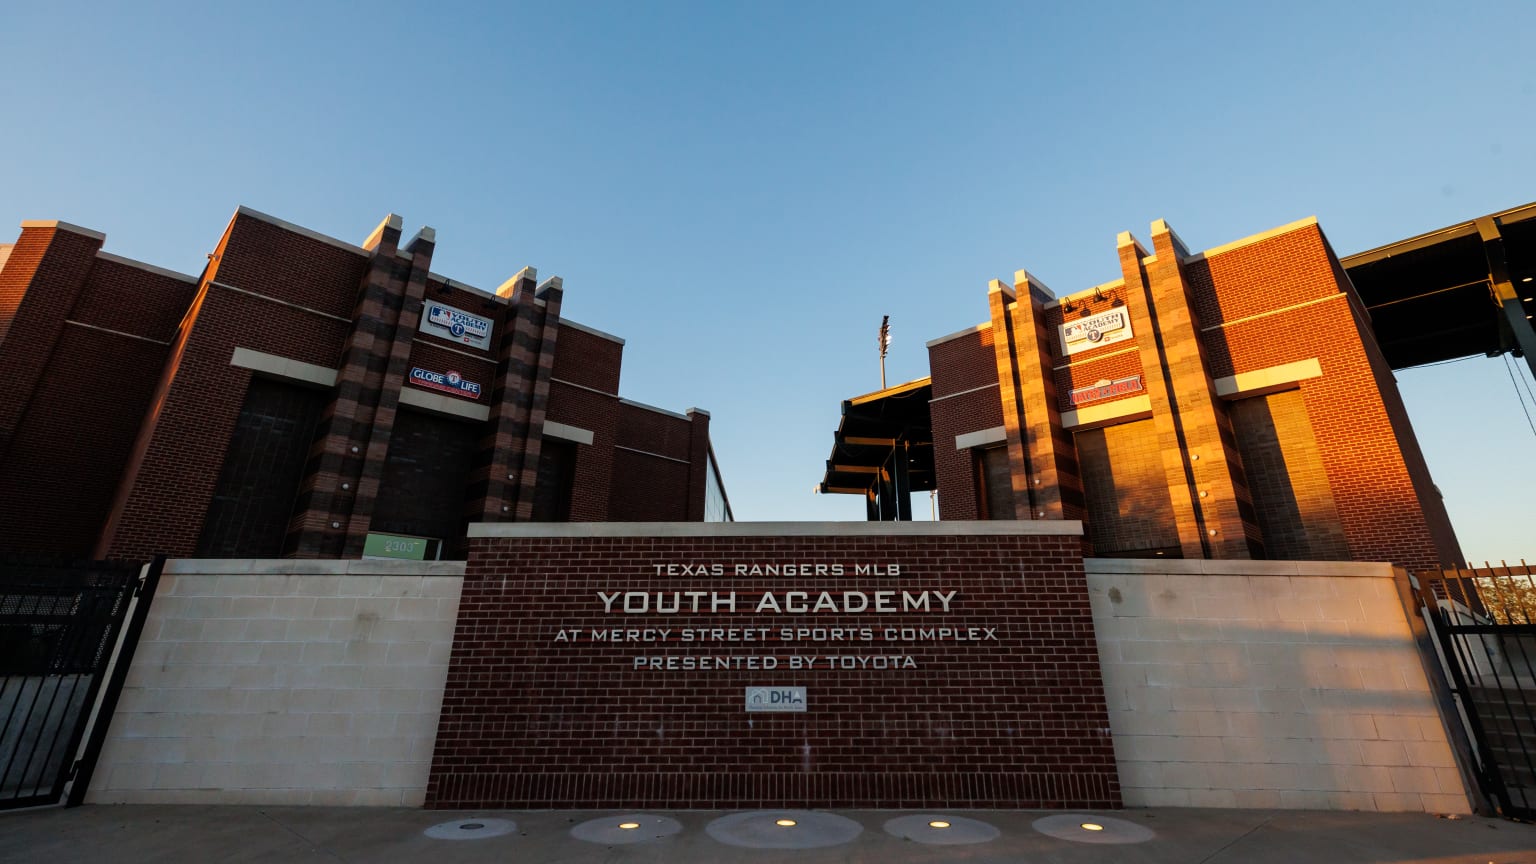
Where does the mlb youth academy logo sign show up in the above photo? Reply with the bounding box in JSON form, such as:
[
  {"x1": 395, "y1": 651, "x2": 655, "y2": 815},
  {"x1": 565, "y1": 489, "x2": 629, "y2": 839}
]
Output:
[
  {"x1": 409, "y1": 367, "x2": 482, "y2": 399},
  {"x1": 1058, "y1": 307, "x2": 1132, "y2": 356},
  {"x1": 421, "y1": 299, "x2": 494, "y2": 350}
]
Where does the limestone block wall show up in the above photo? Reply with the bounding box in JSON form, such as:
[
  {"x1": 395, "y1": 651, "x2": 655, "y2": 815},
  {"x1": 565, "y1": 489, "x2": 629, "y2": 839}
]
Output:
[
  {"x1": 86, "y1": 559, "x2": 464, "y2": 806},
  {"x1": 1088, "y1": 558, "x2": 1471, "y2": 813}
]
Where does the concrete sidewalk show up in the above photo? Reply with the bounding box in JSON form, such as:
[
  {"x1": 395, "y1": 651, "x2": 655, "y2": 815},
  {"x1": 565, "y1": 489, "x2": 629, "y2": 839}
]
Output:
[{"x1": 1, "y1": 804, "x2": 1533, "y2": 863}]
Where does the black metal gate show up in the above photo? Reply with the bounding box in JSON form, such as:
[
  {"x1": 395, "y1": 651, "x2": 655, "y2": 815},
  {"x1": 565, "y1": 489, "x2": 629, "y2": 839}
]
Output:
[
  {"x1": 0, "y1": 555, "x2": 163, "y2": 810},
  {"x1": 1413, "y1": 562, "x2": 1536, "y2": 819}
]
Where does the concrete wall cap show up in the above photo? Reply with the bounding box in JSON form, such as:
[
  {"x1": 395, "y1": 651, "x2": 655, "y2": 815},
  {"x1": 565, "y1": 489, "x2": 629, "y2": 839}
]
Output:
[
  {"x1": 234, "y1": 206, "x2": 367, "y2": 255},
  {"x1": 925, "y1": 322, "x2": 989, "y2": 348},
  {"x1": 560, "y1": 318, "x2": 626, "y2": 345},
  {"x1": 94, "y1": 251, "x2": 199, "y2": 283},
  {"x1": 1014, "y1": 269, "x2": 1056, "y2": 299},
  {"x1": 619, "y1": 398, "x2": 690, "y2": 421},
  {"x1": 469, "y1": 520, "x2": 1085, "y2": 539},
  {"x1": 20, "y1": 219, "x2": 107, "y2": 241},
  {"x1": 162, "y1": 558, "x2": 468, "y2": 576},
  {"x1": 1083, "y1": 557, "x2": 1396, "y2": 578},
  {"x1": 1184, "y1": 216, "x2": 1320, "y2": 263},
  {"x1": 987, "y1": 278, "x2": 1015, "y2": 299}
]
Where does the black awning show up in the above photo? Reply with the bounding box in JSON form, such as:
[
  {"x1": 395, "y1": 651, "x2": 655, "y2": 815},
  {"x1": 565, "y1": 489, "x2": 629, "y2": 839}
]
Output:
[{"x1": 820, "y1": 378, "x2": 934, "y2": 507}]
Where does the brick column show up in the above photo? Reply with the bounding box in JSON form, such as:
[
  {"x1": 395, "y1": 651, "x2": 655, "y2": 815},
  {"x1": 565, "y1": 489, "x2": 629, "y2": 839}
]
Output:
[
  {"x1": 683, "y1": 408, "x2": 711, "y2": 521},
  {"x1": 287, "y1": 218, "x2": 437, "y2": 557},
  {"x1": 0, "y1": 222, "x2": 104, "y2": 461},
  {"x1": 472, "y1": 270, "x2": 563, "y2": 522},
  {"x1": 1117, "y1": 232, "x2": 1206, "y2": 558},
  {"x1": 1009, "y1": 270, "x2": 1086, "y2": 522},
  {"x1": 986, "y1": 280, "x2": 1035, "y2": 519},
  {"x1": 1137, "y1": 221, "x2": 1259, "y2": 559}
]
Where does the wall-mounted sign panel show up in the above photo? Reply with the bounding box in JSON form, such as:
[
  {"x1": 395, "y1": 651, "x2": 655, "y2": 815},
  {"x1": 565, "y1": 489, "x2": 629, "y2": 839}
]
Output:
[
  {"x1": 409, "y1": 367, "x2": 482, "y2": 400},
  {"x1": 362, "y1": 533, "x2": 433, "y2": 561},
  {"x1": 1069, "y1": 375, "x2": 1144, "y2": 406},
  {"x1": 421, "y1": 300, "x2": 494, "y2": 350},
  {"x1": 746, "y1": 686, "x2": 807, "y2": 712},
  {"x1": 1059, "y1": 308, "x2": 1132, "y2": 356}
]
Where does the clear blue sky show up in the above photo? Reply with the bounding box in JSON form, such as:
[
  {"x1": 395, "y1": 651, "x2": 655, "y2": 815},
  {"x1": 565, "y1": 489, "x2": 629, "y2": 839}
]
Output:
[{"x1": 3, "y1": 1, "x2": 1533, "y2": 561}]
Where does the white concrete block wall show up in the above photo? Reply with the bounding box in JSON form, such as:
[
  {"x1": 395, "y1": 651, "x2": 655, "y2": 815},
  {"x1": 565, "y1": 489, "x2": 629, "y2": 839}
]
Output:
[
  {"x1": 87, "y1": 559, "x2": 464, "y2": 806},
  {"x1": 1088, "y1": 558, "x2": 1471, "y2": 814}
]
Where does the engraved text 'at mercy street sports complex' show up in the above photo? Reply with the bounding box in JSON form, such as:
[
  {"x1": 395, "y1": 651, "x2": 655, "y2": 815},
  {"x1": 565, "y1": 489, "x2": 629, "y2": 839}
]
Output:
[{"x1": 547, "y1": 561, "x2": 1005, "y2": 672}]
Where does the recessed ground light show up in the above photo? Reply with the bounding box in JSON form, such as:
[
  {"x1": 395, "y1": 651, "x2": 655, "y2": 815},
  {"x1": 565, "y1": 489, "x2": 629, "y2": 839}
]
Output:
[
  {"x1": 928, "y1": 820, "x2": 951, "y2": 829},
  {"x1": 459, "y1": 823, "x2": 484, "y2": 831},
  {"x1": 775, "y1": 819, "x2": 798, "y2": 827},
  {"x1": 1081, "y1": 823, "x2": 1104, "y2": 832},
  {"x1": 617, "y1": 822, "x2": 640, "y2": 830}
]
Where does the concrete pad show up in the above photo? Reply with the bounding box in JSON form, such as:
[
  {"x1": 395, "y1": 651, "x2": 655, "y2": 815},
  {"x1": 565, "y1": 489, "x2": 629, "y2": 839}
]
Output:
[{"x1": 0, "y1": 805, "x2": 1533, "y2": 863}]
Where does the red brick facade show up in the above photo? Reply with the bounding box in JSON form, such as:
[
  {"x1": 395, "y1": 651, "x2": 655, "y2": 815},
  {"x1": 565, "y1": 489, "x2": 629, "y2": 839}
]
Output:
[
  {"x1": 426, "y1": 522, "x2": 1120, "y2": 809},
  {"x1": 0, "y1": 209, "x2": 720, "y2": 560},
  {"x1": 926, "y1": 218, "x2": 1460, "y2": 569}
]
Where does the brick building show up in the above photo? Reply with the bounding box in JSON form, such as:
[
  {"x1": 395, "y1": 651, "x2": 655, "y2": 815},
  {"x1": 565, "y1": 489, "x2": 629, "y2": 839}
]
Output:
[
  {"x1": 0, "y1": 208, "x2": 730, "y2": 562},
  {"x1": 824, "y1": 217, "x2": 1461, "y2": 570}
]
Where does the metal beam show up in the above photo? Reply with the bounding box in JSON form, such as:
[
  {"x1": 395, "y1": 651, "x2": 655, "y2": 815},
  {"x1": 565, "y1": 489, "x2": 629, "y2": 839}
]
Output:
[{"x1": 1477, "y1": 217, "x2": 1536, "y2": 380}]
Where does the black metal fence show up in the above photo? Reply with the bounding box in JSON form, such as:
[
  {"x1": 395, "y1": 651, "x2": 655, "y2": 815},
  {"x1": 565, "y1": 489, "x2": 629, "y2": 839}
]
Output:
[
  {"x1": 1413, "y1": 561, "x2": 1536, "y2": 819},
  {"x1": 0, "y1": 555, "x2": 161, "y2": 810}
]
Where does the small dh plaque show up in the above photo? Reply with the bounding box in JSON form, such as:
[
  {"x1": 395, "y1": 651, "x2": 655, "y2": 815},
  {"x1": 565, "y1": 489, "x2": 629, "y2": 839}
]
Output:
[{"x1": 745, "y1": 686, "x2": 807, "y2": 712}]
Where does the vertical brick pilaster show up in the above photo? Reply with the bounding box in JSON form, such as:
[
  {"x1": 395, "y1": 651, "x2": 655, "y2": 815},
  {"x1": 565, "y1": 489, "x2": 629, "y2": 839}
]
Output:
[
  {"x1": 286, "y1": 216, "x2": 426, "y2": 557},
  {"x1": 683, "y1": 408, "x2": 711, "y2": 521},
  {"x1": 1141, "y1": 221, "x2": 1259, "y2": 559},
  {"x1": 473, "y1": 270, "x2": 563, "y2": 522},
  {"x1": 1010, "y1": 271, "x2": 1086, "y2": 522},
  {"x1": 986, "y1": 281, "x2": 1033, "y2": 518},
  {"x1": 0, "y1": 223, "x2": 104, "y2": 461},
  {"x1": 1118, "y1": 232, "x2": 1208, "y2": 559}
]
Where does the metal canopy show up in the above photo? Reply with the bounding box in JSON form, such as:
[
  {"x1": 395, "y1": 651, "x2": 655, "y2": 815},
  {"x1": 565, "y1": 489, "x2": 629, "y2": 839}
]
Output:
[
  {"x1": 1343, "y1": 201, "x2": 1536, "y2": 372},
  {"x1": 820, "y1": 378, "x2": 934, "y2": 520}
]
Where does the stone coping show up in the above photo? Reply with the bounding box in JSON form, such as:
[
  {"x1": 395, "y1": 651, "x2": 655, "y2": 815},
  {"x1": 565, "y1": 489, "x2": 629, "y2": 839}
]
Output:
[
  {"x1": 468, "y1": 521, "x2": 1085, "y2": 539},
  {"x1": 1083, "y1": 558, "x2": 1396, "y2": 578},
  {"x1": 163, "y1": 559, "x2": 467, "y2": 576}
]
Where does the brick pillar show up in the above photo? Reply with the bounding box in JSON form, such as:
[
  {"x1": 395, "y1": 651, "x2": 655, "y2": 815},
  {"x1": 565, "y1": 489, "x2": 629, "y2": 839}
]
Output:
[
  {"x1": 986, "y1": 280, "x2": 1035, "y2": 519},
  {"x1": 287, "y1": 216, "x2": 437, "y2": 557},
  {"x1": 1137, "y1": 221, "x2": 1260, "y2": 559},
  {"x1": 683, "y1": 408, "x2": 712, "y2": 521},
  {"x1": 0, "y1": 222, "x2": 105, "y2": 461},
  {"x1": 473, "y1": 270, "x2": 563, "y2": 522},
  {"x1": 1009, "y1": 270, "x2": 1087, "y2": 522},
  {"x1": 1117, "y1": 232, "x2": 1206, "y2": 558}
]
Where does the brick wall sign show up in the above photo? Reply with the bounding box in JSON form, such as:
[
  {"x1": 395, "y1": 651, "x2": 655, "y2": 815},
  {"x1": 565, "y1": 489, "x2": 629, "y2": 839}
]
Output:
[{"x1": 425, "y1": 521, "x2": 1120, "y2": 809}]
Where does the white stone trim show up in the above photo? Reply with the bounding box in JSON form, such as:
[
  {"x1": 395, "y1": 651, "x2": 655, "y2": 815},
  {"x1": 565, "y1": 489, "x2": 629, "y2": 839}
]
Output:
[
  {"x1": 544, "y1": 421, "x2": 595, "y2": 445},
  {"x1": 925, "y1": 323, "x2": 989, "y2": 349},
  {"x1": 94, "y1": 251, "x2": 198, "y2": 283},
  {"x1": 161, "y1": 558, "x2": 466, "y2": 575},
  {"x1": 1084, "y1": 557, "x2": 1394, "y2": 577},
  {"x1": 619, "y1": 398, "x2": 689, "y2": 421},
  {"x1": 955, "y1": 426, "x2": 1007, "y2": 450},
  {"x1": 550, "y1": 377, "x2": 619, "y2": 399},
  {"x1": 1214, "y1": 358, "x2": 1323, "y2": 399},
  {"x1": 20, "y1": 219, "x2": 106, "y2": 241},
  {"x1": 561, "y1": 318, "x2": 626, "y2": 346},
  {"x1": 1182, "y1": 216, "x2": 1319, "y2": 263},
  {"x1": 210, "y1": 281, "x2": 352, "y2": 323},
  {"x1": 469, "y1": 520, "x2": 1085, "y2": 539},
  {"x1": 66, "y1": 320, "x2": 171, "y2": 346},
  {"x1": 1014, "y1": 269, "x2": 1056, "y2": 299},
  {"x1": 234, "y1": 206, "x2": 367, "y2": 255},
  {"x1": 399, "y1": 387, "x2": 490, "y2": 421},
  {"x1": 1200, "y1": 292, "x2": 1346, "y2": 332},
  {"x1": 230, "y1": 347, "x2": 338, "y2": 388},
  {"x1": 928, "y1": 381, "x2": 998, "y2": 404},
  {"x1": 614, "y1": 444, "x2": 689, "y2": 465},
  {"x1": 1060, "y1": 394, "x2": 1152, "y2": 429}
]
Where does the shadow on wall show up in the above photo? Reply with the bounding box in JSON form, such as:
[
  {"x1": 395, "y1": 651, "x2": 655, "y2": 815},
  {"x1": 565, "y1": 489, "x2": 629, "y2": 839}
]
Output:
[{"x1": 1086, "y1": 566, "x2": 1471, "y2": 813}]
